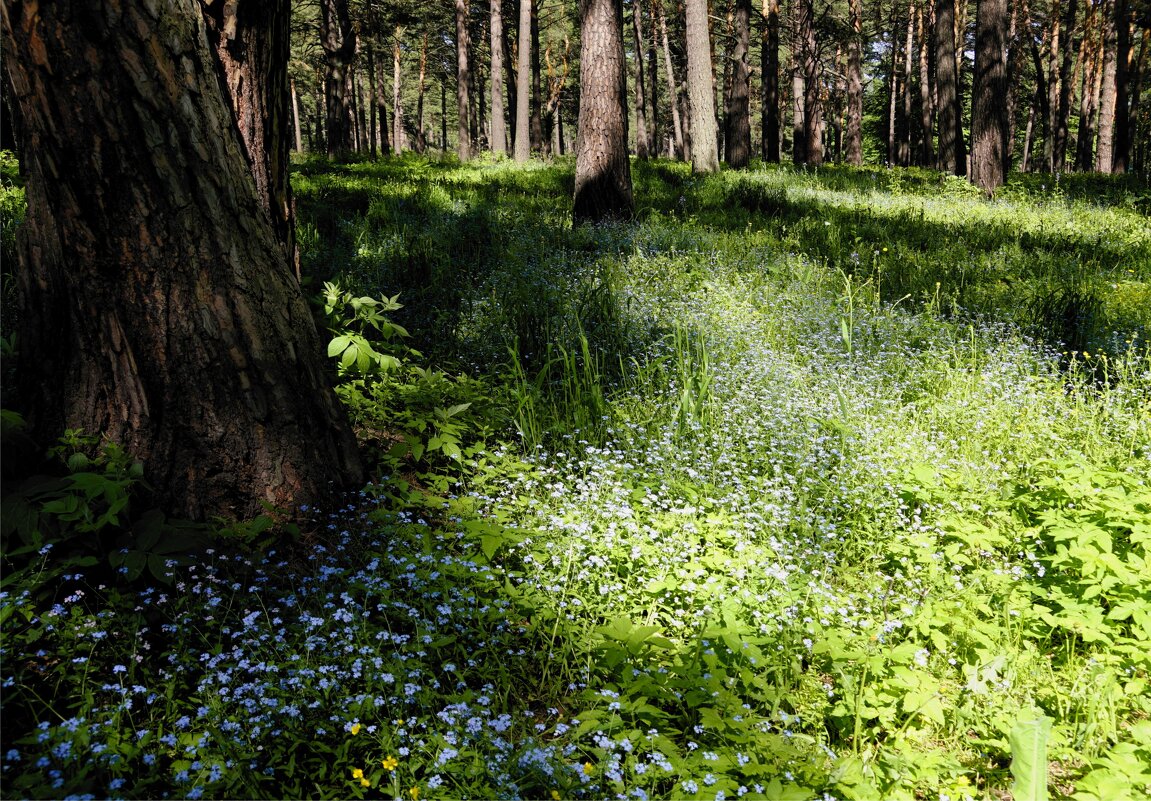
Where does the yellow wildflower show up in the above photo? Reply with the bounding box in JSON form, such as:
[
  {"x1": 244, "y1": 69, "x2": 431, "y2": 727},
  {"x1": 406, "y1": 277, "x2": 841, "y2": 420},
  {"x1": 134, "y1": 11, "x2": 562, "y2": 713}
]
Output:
[
  {"x1": 552, "y1": 791, "x2": 562, "y2": 800},
  {"x1": 410, "y1": 786, "x2": 420, "y2": 799},
  {"x1": 350, "y1": 723, "x2": 362, "y2": 736},
  {"x1": 351, "y1": 768, "x2": 364, "y2": 780},
  {"x1": 382, "y1": 755, "x2": 399, "y2": 771},
  {"x1": 582, "y1": 762, "x2": 594, "y2": 776},
  {"x1": 360, "y1": 777, "x2": 371, "y2": 788}
]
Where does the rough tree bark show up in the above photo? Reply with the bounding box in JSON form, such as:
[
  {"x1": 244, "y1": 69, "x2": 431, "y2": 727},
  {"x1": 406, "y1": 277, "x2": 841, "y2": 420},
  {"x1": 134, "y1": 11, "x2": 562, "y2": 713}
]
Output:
[
  {"x1": 573, "y1": 0, "x2": 634, "y2": 221},
  {"x1": 935, "y1": 0, "x2": 966, "y2": 174},
  {"x1": 761, "y1": 0, "x2": 781, "y2": 161},
  {"x1": 798, "y1": 0, "x2": 823, "y2": 164},
  {"x1": 656, "y1": 0, "x2": 685, "y2": 158},
  {"x1": 1110, "y1": 0, "x2": 1129, "y2": 172},
  {"x1": 516, "y1": 0, "x2": 532, "y2": 160},
  {"x1": 918, "y1": 1, "x2": 936, "y2": 165},
  {"x1": 491, "y1": 0, "x2": 508, "y2": 155},
  {"x1": 686, "y1": 0, "x2": 719, "y2": 171},
  {"x1": 393, "y1": 27, "x2": 406, "y2": 152},
  {"x1": 1052, "y1": 0, "x2": 1078, "y2": 170},
  {"x1": 457, "y1": 0, "x2": 472, "y2": 159},
  {"x1": 971, "y1": 0, "x2": 1009, "y2": 193},
  {"x1": 1, "y1": 0, "x2": 363, "y2": 520},
  {"x1": 725, "y1": 0, "x2": 752, "y2": 166},
  {"x1": 633, "y1": 0, "x2": 652, "y2": 159},
  {"x1": 319, "y1": 0, "x2": 357, "y2": 159},
  {"x1": 1095, "y1": 0, "x2": 1118, "y2": 172},
  {"x1": 845, "y1": 0, "x2": 864, "y2": 164}
]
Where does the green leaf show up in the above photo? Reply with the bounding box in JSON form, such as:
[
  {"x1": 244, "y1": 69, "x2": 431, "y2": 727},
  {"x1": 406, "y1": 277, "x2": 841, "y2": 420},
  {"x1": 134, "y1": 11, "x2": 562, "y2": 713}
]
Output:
[
  {"x1": 328, "y1": 335, "x2": 351, "y2": 357},
  {"x1": 1009, "y1": 713, "x2": 1053, "y2": 801}
]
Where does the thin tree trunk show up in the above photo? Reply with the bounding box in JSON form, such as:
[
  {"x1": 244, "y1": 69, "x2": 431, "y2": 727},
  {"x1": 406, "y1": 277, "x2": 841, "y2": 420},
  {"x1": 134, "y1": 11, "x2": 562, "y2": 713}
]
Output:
[
  {"x1": 1075, "y1": 3, "x2": 1101, "y2": 170},
  {"x1": 457, "y1": 0, "x2": 472, "y2": 159},
  {"x1": 516, "y1": 0, "x2": 533, "y2": 160},
  {"x1": 574, "y1": 0, "x2": 635, "y2": 221},
  {"x1": 367, "y1": 45, "x2": 379, "y2": 156},
  {"x1": 634, "y1": 0, "x2": 652, "y2": 158},
  {"x1": 376, "y1": 50, "x2": 392, "y2": 155},
  {"x1": 657, "y1": 0, "x2": 685, "y2": 157},
  {"x1": 918, "y1": 1, "x2": 935, "y2": 164},
  {"x1": 888, "y1": 1, "x2": 901, "y2": 164},
  {"x1": 800, "y1": 0, "x2": 823, "y2": 164},
  {"x1": 648, "y1": 0, "x2": 660, "y2": 153},
  {"x1": 1022, "y1": 92, "x2": 1037, "y2": 169},
  {"x1": 902, "y1": 0, "x2": 916, "y2": 165},
  {"x1": 1053, "y1": 0, "x2": 1078, "y2": 170},
  {"x1": 1005, "y1": 0, "x2": 1020, "y2": 171},
  {"x1": 417, "y1": 34, "x2": 428, "y2": 153},
  {"x1": 686, "y1": 0, "x2": 720, "y2": 171},
  {"x1": 762, "y1": 0, "x2": 781, "y2": 161},
  {"x1": 441, "y1": 78, "x2": 449, "y2": 150},
  {"x1": 793, "y1": 64, "x2": 806, "y2": 163},
  {"x1": 291, "y1": 78, "x2": 304, "y2": 153},
  {"x1": 971, "y1": 0, "x2": 1009, "y2": 193},
  {"x1": 3, "y1": 0, "x2": 362, "y2": 519},
  {"x1": 491, "y1": 0, "x2": 508, "y2": 155},
  {"x1": 393, "y1": 28, "x2": 406, "y2": 152},
  {"x1": 354, "y1": 66, "x2": 367, "y2": 152},
  {"x1": 531, "y1": 1, "x2": 545, "y2": 151}
]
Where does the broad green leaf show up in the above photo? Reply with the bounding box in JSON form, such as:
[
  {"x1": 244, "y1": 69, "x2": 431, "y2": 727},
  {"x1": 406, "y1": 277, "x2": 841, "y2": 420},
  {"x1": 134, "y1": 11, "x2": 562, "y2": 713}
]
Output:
[{"x1": 1009, "y1": 713, "x2": 1053, "y2": 801}]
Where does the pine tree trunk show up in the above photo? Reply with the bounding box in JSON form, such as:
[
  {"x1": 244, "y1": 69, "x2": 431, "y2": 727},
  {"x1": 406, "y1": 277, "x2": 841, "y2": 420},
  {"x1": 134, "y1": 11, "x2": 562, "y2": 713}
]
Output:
[
  {"x1": 725, "y1": 0, "x2": 752, "y2": 166},
  {"x1": 1052, "y1": 0, "x2": 1078, "y2": 170},
  {"x1": 762, "y1": 0, "x2": 781, "y2": 161},
  {"x1": 393, "y1": 28, "x2": 406, "y2": 152},
  {"x1": 1075, "y1": 4, "x2": 1101, "y2": 170},
  {"x1": 1095, "y1": 0, "x2": 1117, "y2": 172},
  {"x1": 657, "y1": 0, "x2": 686, "y2": 158},
  {"x1": 574, "y1": 0, "x2": 635, "y2": 221},
  {"x1": 800, "y1": 0, "x2": 823, "y2": 164},
  {"x1": 888, "y1": 1, "x2": 901, "y2": 165},
  {"x1": 918, "y1": 1, "x2": 936, "y2": 165},
  {"x1": 417, "y1": 34, "x2": 428, "y2": 153},
  {"x1": 457, "y1": 0, "x2": 473, "y2": 159},
  {"x1": 686, "y1": 0, "x2": 720, "y2": 171},
  {"x1": 366, "y1": 46, "x2": 379, "y2": 157},
  {"x1": 647, "y1": 0, "x2": 661, "y2": 153},
  {"x1": 1005, "y1": 0, "x2": 1020, "y2": 172},
  {"x1": 516, "y1": 0, "x2": 533, "y2": 160},
  {"x1": 491, "y1": 0, "x2": 508, "y2": 155},
  {"x1": 291, "y1": 79, "x2": 305, "y2": 153},
  {"x1": 377, "y1": 51, "x2": 392, "y2": 155},
  {"x1": 935, "y1": 0, "x2": 965, "y2": 173},
  {"x1": 901, "y1": 0, "x2": 916, "y2": 165},
  {"x1": 793, "y1": 60, "x2": 806, "y2": 163},
  {"x1": 971, "y1": 0, "x2": 1009, "y2": 193},
  {"x1": 1110, "y1": 0, "x2": 1130, "y2": 172},
  {"x1": 531, "y1": 2, "x2": 545, "y2": 151},
  {"x1": 3, "y1": 0, "x2": 362, "y2": 520},
  {"x1": 319, "y1": 0, "x2": 357, "y2": 159},
  {"x1": 845, "y1": 0, "x2": 864, "y2": 164},
  {"x1": 634, "y1": 0, "x2": 652, "y2": 158}
]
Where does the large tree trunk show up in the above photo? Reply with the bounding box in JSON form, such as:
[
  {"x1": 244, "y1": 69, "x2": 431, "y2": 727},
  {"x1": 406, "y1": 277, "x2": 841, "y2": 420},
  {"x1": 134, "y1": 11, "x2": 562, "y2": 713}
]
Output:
[
  {"x1": 918, "y1": 1, "x2": 936, "y2": 165},
  {"x1": 901, "y1": 0, "x2": 916, "y2": 165},
  {"x1": 319, "y1": 0, "x2": 357, "y2": 159},
  {"x1": 1075, "y1": 3, "x2": 1101, "y2": 170},
  {"x1": 1110, "y1": 0, "x2": 1130, "y2": 172},
  {"x1": 799, "y1": 0, "x2": 823, "y2": 164},
  {"x1": 2, "y1": 0, "x2": 362, "y2": 520},
  {"x1": 845, "y1": 0, "x2": 864, "y2": 164},
  {"x1": 516, "y1": 0, "x2": 533, "y2": 160},
  {"x1": 1051, "y1": 0, "x2": 1078, "y2": 170},
  {"x1": 634, "y1": 0, "x2": 652, "y2": 158},
  {"x1": 1095, "y1": 0, "x2": 1118, "y2": 172},
  {"x1": 573, "y1": 0, "x2": 634, "y2": 221},
  {"x1": 531, "y1": 1, "x2": 545, "y2": 151},
  {"x1": 971, "y1": 0, "x2": 1009, "y2": 193},
  {"x1": 725, "y1": 0, "x2": 752, "y2": 166},
  {"x1": 457, "y1": 0, "x2": 473, "y2": 159},
  {"x1": 762, "y1": 0, "x2": 781, "y2": 161},
  {"x1": 491, "y1": 0, "x2": 508, "y2": 155},
  {"x1": 686, "y1": 0, "x2": 719, "y2": 171},
  {"x1": 657, "y1": 0, "x2": 685, "y2": 158},
  {"x1": 935, "y1": 0, "x2": 965, "y2": 174}
]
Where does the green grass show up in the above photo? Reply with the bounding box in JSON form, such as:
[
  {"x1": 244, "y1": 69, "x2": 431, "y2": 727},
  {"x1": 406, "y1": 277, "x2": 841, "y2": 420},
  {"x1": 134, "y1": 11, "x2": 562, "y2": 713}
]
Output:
[{"x1": 2, "y1": 157, "x2": 1149, "y2": 800}]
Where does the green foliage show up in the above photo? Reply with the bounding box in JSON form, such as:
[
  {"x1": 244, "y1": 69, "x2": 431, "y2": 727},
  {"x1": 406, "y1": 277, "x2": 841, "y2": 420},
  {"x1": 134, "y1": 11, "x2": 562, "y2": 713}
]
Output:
[
  {"x1": 321, "y1": 281, "x2": 411, "y2": 377},
  {"x1": 1010, "y1": 714, "x2": 1053, "y2": 801}
]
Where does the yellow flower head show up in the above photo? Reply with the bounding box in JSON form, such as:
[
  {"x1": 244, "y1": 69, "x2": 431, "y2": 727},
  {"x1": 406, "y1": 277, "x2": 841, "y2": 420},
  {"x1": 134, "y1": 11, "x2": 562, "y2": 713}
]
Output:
[
  {"x1": 351, "y1": 768, "x2": 364, "y2": 780},
  {"x1": 409, "y1": 786, "x2": 420, "y2": 799},
  {"x1": 360, "y1": 777, "x2": 371, "y2": 788},
  {"x1": 382, "y1": 755, "x2": 399, "y2": 771},
  {"x1": 350, "y1": 723, "x2": 362, "y2": 736},
  {"x1": 582, "y1": 762, "x2": 594, "y2": 776},
  {"x1": 552, "y1": 791, "x2": 562, "y2": 800}
]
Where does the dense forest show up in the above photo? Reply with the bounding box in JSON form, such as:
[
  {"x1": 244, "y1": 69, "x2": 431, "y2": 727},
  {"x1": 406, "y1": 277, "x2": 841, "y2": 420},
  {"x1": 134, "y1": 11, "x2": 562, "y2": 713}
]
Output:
[{"x1": 1, "y1": 1, "x2": 1149, "y2": 800}]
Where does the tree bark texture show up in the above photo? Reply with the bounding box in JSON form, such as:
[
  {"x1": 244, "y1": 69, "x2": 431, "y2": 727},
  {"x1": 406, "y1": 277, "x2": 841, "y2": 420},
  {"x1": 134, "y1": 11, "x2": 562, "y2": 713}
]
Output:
[
  {"x1": 845, "y1": 0, "x2": 864, "y2": 164},
  {"x1": 657, "y1": 0, "x2": 685, "y2": 158},
  {"x1": 393, "y1": 28, "x2": 406, "y2": 152},
  {"x1": 2, "y1": 0, "x2": 363, "y2": 520},
  {"x1": 573, "y1": 0, "x2": 635, "y2": 222},
  {"x1": 1052, "y1": 0, "x2": 1078, "y2": 170},
  {"x1": 971, "y1": 0, "x2": 1009, "y2": 193},
  {"x1": 491, "y1": 0, "x2": 508, "y2": 155},
  {"x1": 456, "y1": 0, "x2": 472, "y2": 159},
  {"x1": 686, "y1": 0, "x2": 719, "y2": 171},
  {"x1": 1095, "y1": 0, "x2": 1117, "y2": 171},
  {"x1": 531, "y1": 1, "x2": 545, "y2": 151},
  {"x1": 761, "y1": 0, "x2": 780, "y2": 161},
  {"x1": 935, "y1": 0, "x2": 965, "y2": 173},
  {"x1": 633, "y1": 0, "x2": 652, "y2": 159},
  {"x1": 516, "y1": 0, "x2": 532, "y2": 160},
  {"x1": 799, "y1": 0, "x2": 822, "y2": 164},
  {"x1": 1110, "y1": 0, "x2": 1129, "y2": 172},
  {"x1": 319, "y1": 0, "x2": 357, "y2": 158},
  {"x1": 724, "y1": 0, "x2": 752, "y2": 166},
  {"x1": 918, "y1": 1, "x2": 936, "y2": 165},
  {"x1": 1075, "y1": 3, "x2": 1101, "y2": 170}
]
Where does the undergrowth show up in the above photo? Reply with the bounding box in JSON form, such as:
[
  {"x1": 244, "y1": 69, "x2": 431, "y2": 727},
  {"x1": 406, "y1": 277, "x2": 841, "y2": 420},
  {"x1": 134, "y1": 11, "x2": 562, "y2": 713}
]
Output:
[{"x1": 2, "y1": 157, "x2": 1149, "y2": 800}]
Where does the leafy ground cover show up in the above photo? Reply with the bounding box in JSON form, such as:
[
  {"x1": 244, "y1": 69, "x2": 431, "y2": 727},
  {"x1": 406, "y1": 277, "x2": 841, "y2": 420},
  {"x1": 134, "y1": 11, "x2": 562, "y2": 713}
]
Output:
[{"x1": 2, "y1": 156, "x2": 1149, "y2": 800}]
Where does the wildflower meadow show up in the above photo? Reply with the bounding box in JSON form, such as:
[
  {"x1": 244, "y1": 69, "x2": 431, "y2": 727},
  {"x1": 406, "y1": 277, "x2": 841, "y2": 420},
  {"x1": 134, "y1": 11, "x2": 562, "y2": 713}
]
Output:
[{"x1": 2, "y1": 156, "x2": 1149, "y2": 800}]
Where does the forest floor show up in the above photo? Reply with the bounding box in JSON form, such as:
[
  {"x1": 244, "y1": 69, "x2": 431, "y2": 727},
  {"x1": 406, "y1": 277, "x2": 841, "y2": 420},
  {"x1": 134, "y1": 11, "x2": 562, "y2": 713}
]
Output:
[{"x1": 2, "y1": 156, "x2": 1150, "y2": 800}]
